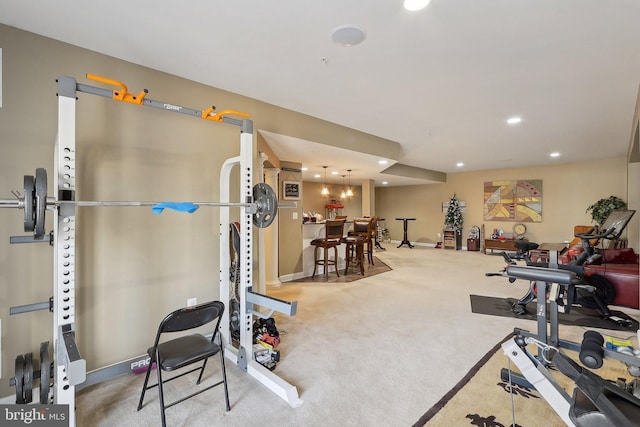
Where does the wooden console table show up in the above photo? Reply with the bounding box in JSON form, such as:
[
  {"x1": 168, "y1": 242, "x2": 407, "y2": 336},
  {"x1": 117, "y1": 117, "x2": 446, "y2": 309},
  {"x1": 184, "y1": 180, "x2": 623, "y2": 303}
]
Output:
[{"x1": 484, "y1": 238, "x2": 518, "y2": 254}]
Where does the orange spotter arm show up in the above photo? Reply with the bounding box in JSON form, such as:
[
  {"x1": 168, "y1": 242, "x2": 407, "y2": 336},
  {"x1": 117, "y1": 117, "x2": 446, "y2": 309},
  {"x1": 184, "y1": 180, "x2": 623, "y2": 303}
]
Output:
[
  {"x1": 201, "y1": 106, "x2": 251, "y2": 122},
  {"x1": 86, "y1": 73, "x2": 148, "y2": 105}
]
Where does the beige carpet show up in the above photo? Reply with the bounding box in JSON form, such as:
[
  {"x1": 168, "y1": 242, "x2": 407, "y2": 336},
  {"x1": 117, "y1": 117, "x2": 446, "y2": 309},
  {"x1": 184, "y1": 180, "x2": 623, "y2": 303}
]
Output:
[
  {"x1": 76, "y1": 246, "x2": 640, "y2": 426},
  {"x1": 417, "y1": 328, "x2": 636, "y2": 427}
]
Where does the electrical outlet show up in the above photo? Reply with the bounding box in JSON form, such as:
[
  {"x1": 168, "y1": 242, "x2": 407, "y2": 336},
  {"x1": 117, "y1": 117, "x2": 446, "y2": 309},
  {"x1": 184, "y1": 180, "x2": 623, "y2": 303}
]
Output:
[
  {"x1": 187, "y1": 297, "x2": 197, "y2": 307},
  {"x1": 292, "y1": 212, "x2": 298, "y2": 220}
]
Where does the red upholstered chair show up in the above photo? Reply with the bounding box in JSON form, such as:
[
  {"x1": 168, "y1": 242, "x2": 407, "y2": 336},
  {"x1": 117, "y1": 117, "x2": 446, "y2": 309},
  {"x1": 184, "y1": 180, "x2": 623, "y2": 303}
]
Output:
[{"x1": 311, "y1": 219, "x2": 346, "y2": 280}]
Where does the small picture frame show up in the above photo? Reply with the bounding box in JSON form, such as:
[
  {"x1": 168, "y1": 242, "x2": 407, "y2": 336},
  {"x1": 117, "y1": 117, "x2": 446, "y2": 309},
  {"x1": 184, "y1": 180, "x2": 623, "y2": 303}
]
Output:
[{"x1": 282, "y1": 181, "x2": 301, "y2": 200}]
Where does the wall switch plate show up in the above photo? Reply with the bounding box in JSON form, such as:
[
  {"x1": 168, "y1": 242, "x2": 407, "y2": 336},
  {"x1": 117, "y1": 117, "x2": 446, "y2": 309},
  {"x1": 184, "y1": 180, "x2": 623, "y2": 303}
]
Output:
[
  {"x1": 187, "y1": 297, "x2": 197, "y2": 307},
  {"x1": 292, "y1": 212, "x2": 298, "y2": 220}
]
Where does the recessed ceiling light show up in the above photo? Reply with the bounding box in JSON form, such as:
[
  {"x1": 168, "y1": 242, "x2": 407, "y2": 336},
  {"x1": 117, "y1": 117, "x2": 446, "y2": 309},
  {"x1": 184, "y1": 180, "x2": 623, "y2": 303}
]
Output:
[
  {"x1": 331, "y1": 171, "x2": 339, "y2": 175},
  {"x1": 404, "y1": 0, "x2": 431, "y2": 11},
  {"x1": 550, "y1": 152, "x2": 560, "y2": 158},
  {"x1": 331, "y1": 25, "x2": 367, "y2": 47},
  {"x1": 382, "y1": 181, "x2": 388, "y2": 185},
  {"x1": 507, "y1": 117, "x2": 522, "y2": 125},
  {"x1": 314, "y1": 174, "x2": 321, "y2": 178},
  {"x1": 456, "y1": 162, "x2": 464, "y2": 167},
  {"x1": 301, "y1": 167, "x2": 308, "y2": 171},
  {"x1": 378, "y1": 160, "x2": 388, "y2": 165}
]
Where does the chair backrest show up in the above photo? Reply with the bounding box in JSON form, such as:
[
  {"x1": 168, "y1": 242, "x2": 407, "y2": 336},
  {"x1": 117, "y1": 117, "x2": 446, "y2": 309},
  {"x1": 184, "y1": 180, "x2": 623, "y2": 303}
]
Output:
[
  {"x1": 335, "y1": 215, "x2": 348, "y2": 221},
  {"x1": 154, "y1": 301, "x2": 225, "y2": 343},
  {"x1": 601, "y1": 209, "x2": 636, "y2": 240},
  {"x1": 325, "y1": 219, "x2": 346, "y2": 241},
  {"x1": 368, "y1": 217, "x2": 378, "y2": 237},
  {"x1": 353, "y1": 217, "x2": 376, "y2": 240},
  {"x1": 353, "y1": 218, "x2": 370, "y2": 236}
]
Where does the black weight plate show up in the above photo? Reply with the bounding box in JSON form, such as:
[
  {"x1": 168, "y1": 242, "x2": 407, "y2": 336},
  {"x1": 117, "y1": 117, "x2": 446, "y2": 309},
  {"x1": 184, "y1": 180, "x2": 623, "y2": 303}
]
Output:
[
  {"x1": 40, "y1": 342, "x2": 51, "y2": 404},
  {"x1": 252, "y1": 183, "x2": 277, "y2": 228},
  {"x1": 23, "y1": 175, "x2": 35, "y2": 232},
  {"x1": 34, "y1": 168, "x2": 47, "y2": 239},
  {"x1": 24, "y1": 352, "x2": 33, "y2": 404},
  {"x1": 15, "y1": 355, "x2": 24, "y2": 404}
]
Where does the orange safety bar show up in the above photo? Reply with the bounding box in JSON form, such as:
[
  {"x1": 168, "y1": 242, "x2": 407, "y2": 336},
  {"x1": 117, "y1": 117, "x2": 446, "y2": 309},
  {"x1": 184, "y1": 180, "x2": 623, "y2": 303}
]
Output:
[
  {"x1": 86, "y1": 73, "x2": 148, "y2": 105},
  {"x1": 201, "y1": 106, "x2": 251, "y2": 122}
]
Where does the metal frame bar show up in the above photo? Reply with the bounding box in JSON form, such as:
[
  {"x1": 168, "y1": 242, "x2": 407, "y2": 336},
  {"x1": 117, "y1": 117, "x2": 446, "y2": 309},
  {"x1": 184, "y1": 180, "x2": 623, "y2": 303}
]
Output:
[
  {"x1": 42, "y1": 75, "x2": 302, "y2": 427},
  {"x1": 53, "y1": 76, "x2": 81, "y2": 424},
  {"x1": 218, "y1": 128, "x2": 302, "y2": 408},
  {"x1": 502, "y1": 338, "x2": 577, "y2": 426}
]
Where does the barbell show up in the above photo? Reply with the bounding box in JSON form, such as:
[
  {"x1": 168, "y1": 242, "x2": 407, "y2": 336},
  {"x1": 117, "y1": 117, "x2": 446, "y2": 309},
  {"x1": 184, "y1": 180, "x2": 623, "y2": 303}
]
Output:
[{"x1": 1, "y1": 168, "x2": 283, "y2": 239}]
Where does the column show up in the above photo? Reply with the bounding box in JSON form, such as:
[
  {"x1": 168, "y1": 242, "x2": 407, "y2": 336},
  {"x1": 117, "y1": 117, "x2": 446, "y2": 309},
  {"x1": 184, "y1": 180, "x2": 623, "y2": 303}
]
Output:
[
  {"x1": 264, "y1": 168, "x2": 282, "y2": 288},
  {"x1": 361, "y1": 179, "x2": 375, "y2": 217}
]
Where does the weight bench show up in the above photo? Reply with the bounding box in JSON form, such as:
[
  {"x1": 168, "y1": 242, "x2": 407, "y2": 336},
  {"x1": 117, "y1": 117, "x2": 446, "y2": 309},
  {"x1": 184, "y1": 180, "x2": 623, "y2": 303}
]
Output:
[{"x1": 500, "y1": 264, "x2": 640, "y2": 426}]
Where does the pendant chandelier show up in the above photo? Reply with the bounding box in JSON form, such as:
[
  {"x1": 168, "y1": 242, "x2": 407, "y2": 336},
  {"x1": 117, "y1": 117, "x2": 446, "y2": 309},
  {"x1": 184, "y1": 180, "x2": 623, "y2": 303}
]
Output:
[
  {"x1": 321, "y1": 166, "x2": 329, "y2": 196},
  {"x1": 346, "y1": 169, "x2": 354, "y2": 197},
  {"x1": 340, "y1": 175, "x2": 347, "y2": 199}
]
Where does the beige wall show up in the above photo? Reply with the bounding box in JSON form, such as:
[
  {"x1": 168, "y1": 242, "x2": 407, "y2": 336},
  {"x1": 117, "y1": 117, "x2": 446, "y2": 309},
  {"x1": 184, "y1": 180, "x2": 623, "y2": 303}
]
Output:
[
  {"x1": 626, "y1": 86, "x2": 640, "y2": 251},
  {"x1": 376, "y1": 158, "x2": 632, "y2": 247},
  {"x1": 301, "y1": 181, "x2": 362, "y2": 220},
  {"x1": 277, "y1": 162, "x2": 303, "y2": 276}
]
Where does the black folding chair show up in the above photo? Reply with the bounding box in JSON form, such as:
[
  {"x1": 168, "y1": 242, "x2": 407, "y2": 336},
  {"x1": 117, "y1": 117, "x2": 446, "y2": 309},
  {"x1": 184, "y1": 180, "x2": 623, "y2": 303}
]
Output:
[{"x1": 137, "y1": 300, "x2": 230, "y2": 426}]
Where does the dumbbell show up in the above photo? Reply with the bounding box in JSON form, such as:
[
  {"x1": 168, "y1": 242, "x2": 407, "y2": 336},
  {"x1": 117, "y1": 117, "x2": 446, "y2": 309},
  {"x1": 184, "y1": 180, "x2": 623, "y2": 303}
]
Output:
[{"x1": 579, "y1": 330, "x2": 604, "y2": 369}]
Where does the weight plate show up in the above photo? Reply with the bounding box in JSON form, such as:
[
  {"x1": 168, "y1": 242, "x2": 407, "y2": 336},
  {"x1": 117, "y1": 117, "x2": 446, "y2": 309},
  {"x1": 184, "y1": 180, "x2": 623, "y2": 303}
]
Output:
[
  {"x1": 24, "y1": 352, "x2": 33, "y2": 404},
  {"x1": 15, "y1": 355, "x2": 25, "y2": 404},
  {"x1": 252, "y1": 183, "x2": 277, "y2": 228},
  {"x1": 34, "y1": 168, "x2": 47, "y2": 239},
  {"x1": 40, "y1": 342, "x2": 51, "y2": 404},
  {"x1": 23, "y1": 175, "x2": 35, "y2": 232}
]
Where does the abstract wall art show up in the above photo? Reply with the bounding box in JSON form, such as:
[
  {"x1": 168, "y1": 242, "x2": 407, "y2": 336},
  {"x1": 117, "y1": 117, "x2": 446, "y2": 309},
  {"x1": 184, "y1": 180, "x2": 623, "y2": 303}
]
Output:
[{"x1": 483, "y1": 179, "x2": 542, "y2": 222}]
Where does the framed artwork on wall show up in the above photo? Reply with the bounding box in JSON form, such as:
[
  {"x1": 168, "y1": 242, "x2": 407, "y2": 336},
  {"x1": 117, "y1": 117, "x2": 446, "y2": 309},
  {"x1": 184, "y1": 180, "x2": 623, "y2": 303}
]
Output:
[
  {"x1": 283, "y1": 180, "x2": 301, "y2": 200},
  {"x1": 483, "y1": 179, "x2": 543, "y2": 222}
]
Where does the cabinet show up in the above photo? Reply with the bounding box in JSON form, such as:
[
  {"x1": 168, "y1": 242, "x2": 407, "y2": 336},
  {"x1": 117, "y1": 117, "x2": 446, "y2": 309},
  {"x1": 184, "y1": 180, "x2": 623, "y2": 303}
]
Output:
[
  {"x1": 483, "y1": 238, "x2": 517, "y2": 254},
  {"x1": 443, "y1": 230, "x2": 462, "y2": 250}
]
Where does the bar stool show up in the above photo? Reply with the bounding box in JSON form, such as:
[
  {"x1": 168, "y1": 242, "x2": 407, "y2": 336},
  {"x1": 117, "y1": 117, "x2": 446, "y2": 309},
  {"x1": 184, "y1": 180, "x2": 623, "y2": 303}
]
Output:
[
  {"x1": 350, "y1": 217, "x2": 377, "y2": 265},
  {"x1": 343, "y1": 235, "x2": 365, "y2": 275},
  {"x1": 364, "y1": 217, "x2": 378, "y2": 264},
  {"x1": 311, "y1": 219, "x2": 346, "y2": 281}
]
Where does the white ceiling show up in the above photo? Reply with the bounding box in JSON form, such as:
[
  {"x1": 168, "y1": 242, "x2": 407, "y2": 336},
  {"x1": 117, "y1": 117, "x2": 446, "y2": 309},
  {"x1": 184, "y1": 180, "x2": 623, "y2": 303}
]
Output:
[{"x1": 2, "y1": 0, "x2": 639, "y2": 186}]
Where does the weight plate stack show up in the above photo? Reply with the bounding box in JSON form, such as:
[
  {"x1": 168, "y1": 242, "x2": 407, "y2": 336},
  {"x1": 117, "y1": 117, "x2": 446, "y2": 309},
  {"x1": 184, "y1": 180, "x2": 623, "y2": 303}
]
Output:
[
  {"x1": 14, "y1": 355, "x2": 24, "y2": 404},
  {"x1": 40, "y1": 341, "x2": 51, "y2": 404}
]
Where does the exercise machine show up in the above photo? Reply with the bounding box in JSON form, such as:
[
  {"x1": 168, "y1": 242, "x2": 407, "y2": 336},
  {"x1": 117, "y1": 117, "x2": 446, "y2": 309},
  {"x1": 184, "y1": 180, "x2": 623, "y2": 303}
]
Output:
[
  {"x1": 499, "y1": 264, "x2": 640, "y2": 426},
  {"x1": 494, "y1": 210, "x2": 636, "y2": 326},
  {"x1": 1, "y1": 74, "x2": 302, "y2": 425}
]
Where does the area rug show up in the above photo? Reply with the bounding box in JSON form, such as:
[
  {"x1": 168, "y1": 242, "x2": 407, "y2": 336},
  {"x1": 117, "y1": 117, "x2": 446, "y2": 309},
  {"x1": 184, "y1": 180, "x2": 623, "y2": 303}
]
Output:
[
  {"x1": 414, "y1": 332, "x2": 634, "y2": 427},
  {"x1": 285, "y1": 256, "x2": 391, "y2": 283},
  {"x1": 470, "y1": 294, "x2": 639, "y2": 332}
]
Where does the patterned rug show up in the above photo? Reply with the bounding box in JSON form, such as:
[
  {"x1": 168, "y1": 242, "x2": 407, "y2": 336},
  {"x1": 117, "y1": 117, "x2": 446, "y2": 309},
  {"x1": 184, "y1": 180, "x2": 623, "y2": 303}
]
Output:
[
  {"x1": 284, "y1": 256, "x2": 392, "y2": 283},
  {"x1": 414, "y1": 332, "x2": 636, "y2": 427}
]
